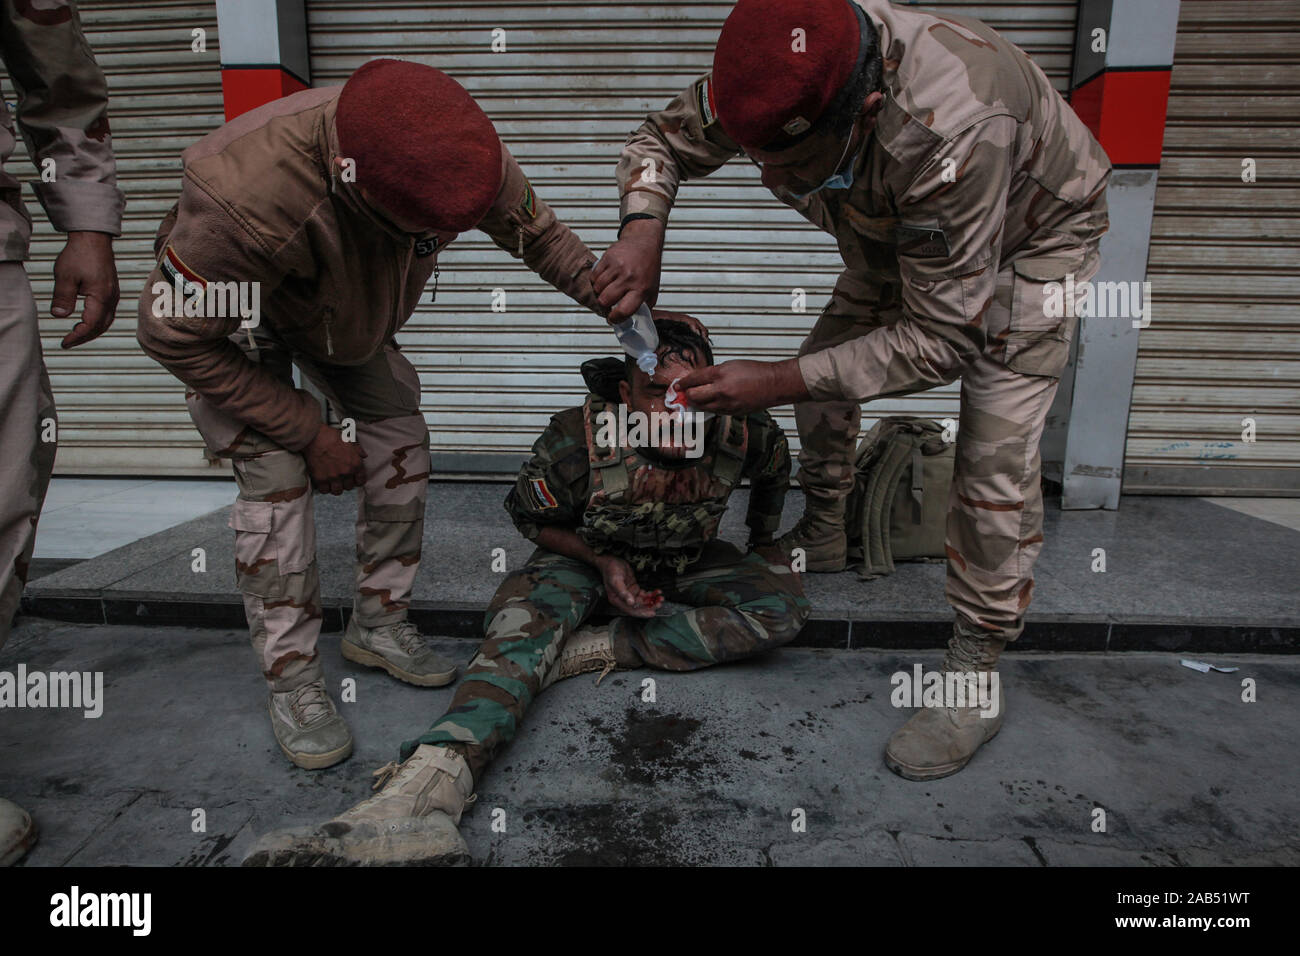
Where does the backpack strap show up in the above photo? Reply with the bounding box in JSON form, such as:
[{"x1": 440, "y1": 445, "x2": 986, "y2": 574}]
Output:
[
  {"x1": 583, "y1": 394, "x2": 629, "y2": 499},
  {"x1": 710, "y1": 413, "x2": 748, "y2": 487},
  {"x1": 860, "y1": 427, "x2": 915, "y2": 578}
]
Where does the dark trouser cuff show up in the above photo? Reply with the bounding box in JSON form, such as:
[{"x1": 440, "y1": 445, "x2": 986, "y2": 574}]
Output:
[{"x1": 610, "y1": 618, "x2": 645, "y2": 668}]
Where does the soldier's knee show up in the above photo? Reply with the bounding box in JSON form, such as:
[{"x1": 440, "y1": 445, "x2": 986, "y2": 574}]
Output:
[
  {"x1": 769, "y1": 592, "x2": 811, "y2": 647},
  {"x1": 232, "y1": 449, "x2": 309, "y2": 501},
  {"x1": 739, "y1": 584, "x2": 809, "y2": 649},
  {"x1": 483, "y1": 586, "x2": 540, "y2": 631}
]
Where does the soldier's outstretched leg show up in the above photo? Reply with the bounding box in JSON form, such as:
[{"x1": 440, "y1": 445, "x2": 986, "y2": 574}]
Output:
[
  {"x1": 243, "y1": 549, "x2": 605, "y2": 866},
  {"x1": 778, "y1": 270, "x2": 896, "y2": 572},
  {"x1": 188, "y1": 365, "x2": 352, "y2": 772},
  {"x1": 886, "y1": 243, "x2": 1097, "y2": 780}
]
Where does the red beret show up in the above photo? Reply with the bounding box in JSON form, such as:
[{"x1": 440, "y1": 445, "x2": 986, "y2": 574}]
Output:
[
  {"x1": 713, "y1": 0, "x2": 861, "y2": 150},
  {"x1": 336, "y1": 59, "x2": 503, "y2": 232}
]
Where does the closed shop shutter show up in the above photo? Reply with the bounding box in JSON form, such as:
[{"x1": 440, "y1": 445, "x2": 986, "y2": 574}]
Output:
[
  {"x1": 16, "y1": 2, "x2": 1079, "y2": 477},
  {"x1": 4, "y1": 0, "x2": 225, "y2": 475},
  {"x1": 305, "y1": 0, "x2": 1082, "y2": 474},
  {"x1": 1125, "y1": 0, "x2": 1300, "y2": 494}
]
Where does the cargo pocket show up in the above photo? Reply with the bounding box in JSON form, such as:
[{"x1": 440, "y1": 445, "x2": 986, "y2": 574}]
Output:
[
  {"x1": 228, "y1": 497, "x2": 315, "y2": 596},
  {"x1": 230, "y1": 499, "x2": 277, "y2": 596},
  {"x1": 1004, "y1": 249, "x2": 1085, "y2": 379}
]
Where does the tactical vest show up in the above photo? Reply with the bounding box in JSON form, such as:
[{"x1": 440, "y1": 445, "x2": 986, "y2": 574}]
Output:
[{"x1": 578, "y1": 394, "x2": 748, "y2": 575}]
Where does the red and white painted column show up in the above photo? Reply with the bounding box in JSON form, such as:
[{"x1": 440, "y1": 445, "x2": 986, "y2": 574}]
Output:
[
  {"x1": 1045, "y1": 0, "x2": 1181, "y2": 510},
  {"x1": 215, "y1": 0, "x2": 310, "y2": 121}
]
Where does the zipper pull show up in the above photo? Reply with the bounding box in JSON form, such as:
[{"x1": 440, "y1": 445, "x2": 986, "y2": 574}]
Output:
[
  {"x1": 324, "y1": 308, "x2": 334, "y2": 356},
  {"x1": 430, "y1": 263, "x2": 439, "y2": 304},
  {"x1": 517, "y1": 226, "x2": 524, "y2": 257}
]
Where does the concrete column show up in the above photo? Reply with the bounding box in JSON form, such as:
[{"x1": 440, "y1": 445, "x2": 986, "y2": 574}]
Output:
[
  {"x1": 1042, "y1": 0, "x2": 1180, "y2": 510},
  {"x1": 215, "y1": 0, "x2": 310, "y2": 120}
]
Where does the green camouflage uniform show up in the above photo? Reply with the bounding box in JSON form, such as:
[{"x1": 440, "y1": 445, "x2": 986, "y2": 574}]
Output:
[
  {"x1": 616, "y1": 0, "x2": 1111, "y2": 640},
  {"x1": 405, "y1": 395, "x2": 809, "y2": 780},
  {"x1": 0, "y1": 0, "x2": 123, "y2": 646}
]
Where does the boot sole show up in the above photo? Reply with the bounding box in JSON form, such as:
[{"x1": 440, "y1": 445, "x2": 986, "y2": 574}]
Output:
[
  {"x1": 280, "y1": 738, "x2": 353, "y2": 771},
  {"x1": 0, "y1": 815, "x2": 37, "y2": 867},
  {"x1": 883, "y1": 724, "x2": 1002, "y2": 782},
  {"x1": 243, "y1": 817, "x2": 469, "y2": 867},
  {"x1": 341, "y1": 640, "x2": 457, "y2": 687},
  {"x1": 267, "y1": 700, "x2": 354, "y2": 770}
]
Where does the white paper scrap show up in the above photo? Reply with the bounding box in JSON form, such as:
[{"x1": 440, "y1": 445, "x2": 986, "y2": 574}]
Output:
[{"x1": 1180, "y1": 659, "x2": 1240, "y2": 674}]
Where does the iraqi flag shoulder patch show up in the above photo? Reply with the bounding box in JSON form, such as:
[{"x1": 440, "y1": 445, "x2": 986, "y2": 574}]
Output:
[
  {"x1": 159, "y1": 244, "x2": 207, "y2": 290},
  {"x1": 525, "y1": 476, "x2": 559, "y2": 511},
  {"x1": 696, "y1": 74, "x2": 718, "y2": 130},
  {"x1": 519, "y1": 180, "x2": 537, "y2": 220}
]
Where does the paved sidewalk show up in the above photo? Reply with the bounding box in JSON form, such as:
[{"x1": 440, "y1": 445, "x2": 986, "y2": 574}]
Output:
[
  {"x1": 1, "y1": 618, "x2": 1295, "y2": 866},
  {"x1": 22, "y1": 484, "x2": 1300, "y2": 652},
  {"x1": 34, "y1": 478, "x2": 234, "y2": 563}
]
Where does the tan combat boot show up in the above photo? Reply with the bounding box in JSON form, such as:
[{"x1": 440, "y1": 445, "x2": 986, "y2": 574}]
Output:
[
  {"x1": 341, "y1": 618, "x2": 458, "y2": 687},
  {"x1": 541, "y1": 624, "x2": 620, "y2": 689},
  {"x1": 775, "y1": 498, "x2": 848, "y2": 573},
  {"x1": 243, "y1": 744, "x2": 475, "y2": 866},
  {"x1": 884, "y1": 622, "x2": 1008, "y2": 780},
  {"x1": 0, "y1": 797, "x2": 36, "y2": 866},
  {"x1": 268, "y1": 675, "x2": 354, "y2": 770}
]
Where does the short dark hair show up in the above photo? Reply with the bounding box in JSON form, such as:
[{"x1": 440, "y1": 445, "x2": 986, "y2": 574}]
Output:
[
  {"x1": 826, "y1": 14, "x2": 889, "y2": 140},
  {"x1": 624, "y1": 318, "x2": 714, "y2": 378}
]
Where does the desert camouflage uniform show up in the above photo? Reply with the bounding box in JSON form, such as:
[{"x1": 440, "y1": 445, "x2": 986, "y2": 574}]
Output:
[
  {"x1": 406, "y1": 397, "x2": 809, "y2": 779},
  {"x1": 138, "y1": 86, "x2": 600, "y2": 691},
  {"x1": 0, "y1": 0, "x2": 123, "y2": 646},
  {"x1": 616, "y1": 0, "x2": 1111, "y2": 639},
  {"x1": 181, "y1": 328, "x2": 431, "y2": 690}
]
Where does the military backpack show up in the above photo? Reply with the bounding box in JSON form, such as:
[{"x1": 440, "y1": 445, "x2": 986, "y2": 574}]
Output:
[{"x1": 845, "y1": 417, "x2": 954, "y2": 579}]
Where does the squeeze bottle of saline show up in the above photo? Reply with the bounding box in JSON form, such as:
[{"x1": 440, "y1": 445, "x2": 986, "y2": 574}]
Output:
[{"x1": 613, "y1": 303, "x2": 659, "y2": 375}]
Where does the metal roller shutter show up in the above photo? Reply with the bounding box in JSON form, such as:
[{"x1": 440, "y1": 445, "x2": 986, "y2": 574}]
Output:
[
  {"x1": 14, "y1": 2, "x2": 1079, "y2": 477},
  {"x1": 1125, "y1": 0, "x2": 1300, "y2": 495},
  {"x1": 305, "y1": 0, "x2": 1082, "y2": 474},
  {"x1": 3, "y1": 0, "x2": 225, "y2": 476}
]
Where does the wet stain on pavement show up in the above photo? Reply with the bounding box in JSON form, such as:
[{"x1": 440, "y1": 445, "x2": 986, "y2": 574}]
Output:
[{"x1": 587, "y1": 707, "x2": 706, "y2": 785}]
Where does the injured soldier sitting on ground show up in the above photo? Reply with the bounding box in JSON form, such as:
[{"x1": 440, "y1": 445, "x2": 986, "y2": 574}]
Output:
[{"x1": 245, "y1": 311, "x2": 811, "y2": 865}]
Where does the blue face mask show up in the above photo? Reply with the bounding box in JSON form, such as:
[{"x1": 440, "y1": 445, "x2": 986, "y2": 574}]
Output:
[{"x1": 788, "y1": 140, "x2": 859, "y2": 200}]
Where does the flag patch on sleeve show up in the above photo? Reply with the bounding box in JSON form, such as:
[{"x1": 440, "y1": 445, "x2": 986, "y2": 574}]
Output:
[
  {"x1": 160, "y1": 245, "x2": 206, "y2": 289},
  {"x1": 766, "y1": 439, "x2": 787, "y2": 473},
  {"x1": 696, "y1": 75, "x2": 718, "y2": 129},
  {"x1": 518, "y1": 181, "x2": 537, "y2": 220},
  {"x1": 526, "y1": 476, "x2": 558, "y2": 510}
]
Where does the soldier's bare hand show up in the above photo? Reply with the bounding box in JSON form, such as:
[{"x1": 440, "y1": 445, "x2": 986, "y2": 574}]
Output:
[
  {"x1": 304, "y1": 423, "x2": 367, "y2": 495},
  {"x1": 677, "y1": 358, "x2": 811, "y2": 414},
  {"x1": 597, "y1": 555, "x2": 662, "y2": 618},
  {"x1": 54, "y1": 231, "x2": 120, "y2": 349},
  {"x1": 592, "y1": 218, "x2": 665, "y2": 322}
]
